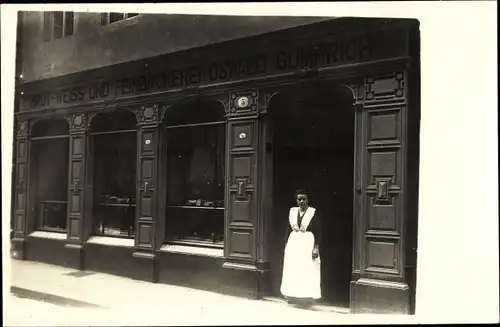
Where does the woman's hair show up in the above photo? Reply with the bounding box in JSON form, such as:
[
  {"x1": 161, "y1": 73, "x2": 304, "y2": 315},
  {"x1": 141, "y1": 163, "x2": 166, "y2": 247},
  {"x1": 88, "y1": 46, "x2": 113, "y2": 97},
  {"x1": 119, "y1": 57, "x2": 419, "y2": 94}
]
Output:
[{"x1": 294, "y1": 188, "x2": 309, "y2": 199}]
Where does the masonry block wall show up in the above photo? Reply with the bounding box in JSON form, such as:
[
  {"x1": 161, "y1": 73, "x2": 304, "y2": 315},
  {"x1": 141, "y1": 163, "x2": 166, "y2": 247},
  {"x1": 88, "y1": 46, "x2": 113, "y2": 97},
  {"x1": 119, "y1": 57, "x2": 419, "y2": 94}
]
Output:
[{"x1": 19, "y1": 12, "x2": 329, "y2": 82}]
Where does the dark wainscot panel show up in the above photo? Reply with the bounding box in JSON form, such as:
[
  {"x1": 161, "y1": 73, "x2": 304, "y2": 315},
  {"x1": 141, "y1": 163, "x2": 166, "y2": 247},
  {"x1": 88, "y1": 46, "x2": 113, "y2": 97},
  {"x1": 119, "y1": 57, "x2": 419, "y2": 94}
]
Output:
[
  {"x1": 156, "y1": 251, "x2": 261, "y2": 299},
  {"x1": 83, "y1": 243, "x2": 154, "y2": 282},
  {"x1": 25, "y1": 237, "x2": 75, "y2": 268}
]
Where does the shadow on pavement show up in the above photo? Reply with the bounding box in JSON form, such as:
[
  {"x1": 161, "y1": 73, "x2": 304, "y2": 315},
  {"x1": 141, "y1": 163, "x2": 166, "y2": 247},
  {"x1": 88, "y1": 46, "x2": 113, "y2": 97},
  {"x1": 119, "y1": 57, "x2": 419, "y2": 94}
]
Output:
[{"x1": 10, "y1": 286, "x2": 107, "y2": 309}]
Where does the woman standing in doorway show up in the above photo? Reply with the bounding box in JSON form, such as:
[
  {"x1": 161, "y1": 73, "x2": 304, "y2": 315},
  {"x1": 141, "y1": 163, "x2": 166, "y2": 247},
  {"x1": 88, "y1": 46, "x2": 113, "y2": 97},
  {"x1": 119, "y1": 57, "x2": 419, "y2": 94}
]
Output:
[{"x1": 280, "y1": 189, "x2": 322, "y2": 306}]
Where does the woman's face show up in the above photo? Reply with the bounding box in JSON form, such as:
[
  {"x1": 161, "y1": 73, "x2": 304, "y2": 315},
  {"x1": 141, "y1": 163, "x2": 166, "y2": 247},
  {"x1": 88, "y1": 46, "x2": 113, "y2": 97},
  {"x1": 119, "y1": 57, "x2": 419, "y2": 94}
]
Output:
[{"x1": 296, "y1": 194, "x2": 309, "y2": 210}]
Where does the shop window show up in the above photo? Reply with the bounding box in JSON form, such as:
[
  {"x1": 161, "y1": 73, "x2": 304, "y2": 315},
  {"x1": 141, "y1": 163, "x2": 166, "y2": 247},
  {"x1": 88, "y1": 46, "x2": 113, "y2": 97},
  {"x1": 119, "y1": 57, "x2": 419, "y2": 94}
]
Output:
[
  {"x1": 43, "y1": 11, "x2": 74, "y2": 41},
  {"x1": 164, "y1": 101, "x2": 226, "y2": 248},
  {"x1": 90, "y1": 110, "x2": 137, "y2": 238},
  {"x1": 101, "y1": 12, "x2": 139, "y2": 25},
  {"x1": 31, "y1": 118, "x2": 70, "y2": 233}
]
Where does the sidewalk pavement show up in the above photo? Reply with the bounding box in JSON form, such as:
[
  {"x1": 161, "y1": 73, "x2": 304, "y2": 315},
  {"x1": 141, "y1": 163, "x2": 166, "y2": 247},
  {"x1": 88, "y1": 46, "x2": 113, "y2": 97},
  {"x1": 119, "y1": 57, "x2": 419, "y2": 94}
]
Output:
[{"x1": 4, "y1": 260, "x2": 414, "y2": 326}]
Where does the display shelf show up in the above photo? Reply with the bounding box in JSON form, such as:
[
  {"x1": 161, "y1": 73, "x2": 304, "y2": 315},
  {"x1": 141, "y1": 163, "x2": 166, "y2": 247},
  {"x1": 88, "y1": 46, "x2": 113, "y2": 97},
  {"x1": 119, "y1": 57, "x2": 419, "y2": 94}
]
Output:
[{"x1": 168, "y1": 205, "x2": 224, "y2": 210}]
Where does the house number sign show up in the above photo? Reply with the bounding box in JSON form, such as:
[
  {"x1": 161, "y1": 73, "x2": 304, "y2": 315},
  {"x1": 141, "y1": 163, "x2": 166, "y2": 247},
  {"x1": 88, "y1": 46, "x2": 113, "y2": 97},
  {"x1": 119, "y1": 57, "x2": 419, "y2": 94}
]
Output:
[{"x1": 237, "y1": 96, "x2": 249, "y2": 108}]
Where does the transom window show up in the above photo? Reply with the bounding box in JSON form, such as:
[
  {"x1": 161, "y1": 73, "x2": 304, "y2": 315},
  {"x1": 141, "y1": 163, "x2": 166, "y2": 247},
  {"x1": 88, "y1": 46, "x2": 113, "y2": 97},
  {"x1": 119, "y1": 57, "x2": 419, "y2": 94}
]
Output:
[
  {"x1": 30, "y1": 118, "x2": 70, "y2": 233},
  {"x1": 90, "y1": 110, "x2": 138, "y2": 238},
  {"x1": 43, "y1": 11, "x2": 74, "y2": 41},
  {"x1": 101, "y1": 13, "x2": 139, "y2": 25},
  {"x1": 164, "y1": 100, "x2": 226, "y2": 248}
]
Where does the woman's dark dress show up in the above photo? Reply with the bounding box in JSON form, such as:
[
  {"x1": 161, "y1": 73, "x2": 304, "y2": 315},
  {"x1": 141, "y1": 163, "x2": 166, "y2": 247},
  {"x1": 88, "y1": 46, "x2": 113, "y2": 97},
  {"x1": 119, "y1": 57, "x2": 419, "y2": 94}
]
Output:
[{"x1": 284, "y1": 208, "x2": 322, "y2": 249}]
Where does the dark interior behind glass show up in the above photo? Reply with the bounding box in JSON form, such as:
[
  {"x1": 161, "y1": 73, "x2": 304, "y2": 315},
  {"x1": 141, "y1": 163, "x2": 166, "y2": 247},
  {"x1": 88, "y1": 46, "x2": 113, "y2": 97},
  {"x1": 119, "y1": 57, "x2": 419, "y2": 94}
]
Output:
[
  {"x1": 164, "y1": 101, "x2": 226, "y2": 248},
  {"x1": 31, "y1": 119, "x2": 69, "y2": 232},
  {"x1": 91, "y1": 111, "x2": 137, "y2": 238}
]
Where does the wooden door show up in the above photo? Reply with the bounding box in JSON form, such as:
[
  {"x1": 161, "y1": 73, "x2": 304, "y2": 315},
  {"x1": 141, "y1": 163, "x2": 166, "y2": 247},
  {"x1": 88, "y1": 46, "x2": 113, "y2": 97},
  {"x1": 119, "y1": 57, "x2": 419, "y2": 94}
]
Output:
[{"x1": 350, "y1": 70, "x2": 411, "y2": 314}]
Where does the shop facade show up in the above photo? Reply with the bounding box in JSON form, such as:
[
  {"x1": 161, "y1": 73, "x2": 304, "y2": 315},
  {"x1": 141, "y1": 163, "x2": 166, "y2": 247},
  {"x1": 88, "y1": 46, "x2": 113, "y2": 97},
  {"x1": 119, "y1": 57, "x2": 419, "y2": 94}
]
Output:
[{"x1": 11, "y1": 17, "x2": 420, "y2": 314}]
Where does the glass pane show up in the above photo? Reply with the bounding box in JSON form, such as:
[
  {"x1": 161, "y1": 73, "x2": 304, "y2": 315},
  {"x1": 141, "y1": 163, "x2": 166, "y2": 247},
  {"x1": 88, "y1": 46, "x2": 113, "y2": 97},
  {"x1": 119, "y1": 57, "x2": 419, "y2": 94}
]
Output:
[
  {"x1": 43, "y1": 11, "x2": 52, "y2": 41},
  {"x1": 41, "y1": 201, "x2": 67, "y2": 231},
  {"x1": 64, "y1": 12, "x2": 74, "y2": 36},
  {"x1": 165, "y1": 124, "x2": 225, "y2": 245},
  {"x1": 100, "y1": 13, "x2": 109, "y2": 25},
  {"x1": 166, "y1": 207, "x2": 225, "y2": 245},
  {"x1": 109, "y1": 13, "x2": 124, "y2": 23},
  {"x1": 93, "y1": 131, "x2": 137, "y2": 238},
  {"x1": 90, "y1": 110, "x2": 137, "y2": 133},
  {"x1": 53, "y1": 11, "x2": 63, "y2": 39},
  {"x1": 32, "y1": 118, "x2": 69, "y2": 137},
  {"x1": 165, "y1": 100, "x2": 225, "y2": 126},
  {"x1": 167, "y1": 125, "x2": 225, "y2": 205},
  {"x1": 127, "y1": 13, "x2": 138, "y2": 18},
  {"x1": 33, "y1": 138, "x2": 69, "y2": 231}
]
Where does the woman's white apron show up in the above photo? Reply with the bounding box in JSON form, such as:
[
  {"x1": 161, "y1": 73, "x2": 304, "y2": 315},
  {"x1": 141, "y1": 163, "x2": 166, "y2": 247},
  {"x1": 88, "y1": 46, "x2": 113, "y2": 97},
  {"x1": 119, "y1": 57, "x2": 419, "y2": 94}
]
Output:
[{"x1": 280, "y1": 207, "x2": 321, "y2": 300}]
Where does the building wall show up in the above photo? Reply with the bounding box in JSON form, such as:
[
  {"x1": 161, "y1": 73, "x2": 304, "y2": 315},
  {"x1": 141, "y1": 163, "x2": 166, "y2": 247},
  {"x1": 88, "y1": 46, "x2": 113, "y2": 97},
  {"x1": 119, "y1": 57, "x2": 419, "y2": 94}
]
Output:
[{"x1": 19, "y1": 12, "x2": 330, "y2": 83}]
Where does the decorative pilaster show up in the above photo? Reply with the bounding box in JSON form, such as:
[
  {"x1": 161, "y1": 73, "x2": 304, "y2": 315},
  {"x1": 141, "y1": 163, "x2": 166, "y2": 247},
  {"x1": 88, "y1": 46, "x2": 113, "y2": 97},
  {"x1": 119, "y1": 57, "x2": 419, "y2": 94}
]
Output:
[
  {"x1": 218, "y1": 89, "x2": 273, "y2": 297},
  {"x1": 64, "y1": 113, "x2": 88, "y2": 268},
  {"x1": 132, "y1": 103, "x2": 161, "y2": 282},
  {"x1": 255, "y1": 88, "x2": 281, "y2": 269},
  {"x1": 11, "y1": 118, "x2": 31, "y2": 260},
  {"x1": 350, "y1": 70, "x2": 411, "y2": 314},
  {"x1": 65, "y1": 113, "x2": 87, "y2": 241}
]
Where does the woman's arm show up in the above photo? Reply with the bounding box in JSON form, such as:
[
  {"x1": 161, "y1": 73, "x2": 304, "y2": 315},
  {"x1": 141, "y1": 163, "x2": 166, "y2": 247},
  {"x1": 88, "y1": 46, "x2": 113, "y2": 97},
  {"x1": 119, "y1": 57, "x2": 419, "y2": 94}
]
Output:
[
  {"x1": 311, "y1": 212, "x2": 322, "y2": 259},
  {"x1": 312, "y1": 212, "x2": 322, "y2": 247}
]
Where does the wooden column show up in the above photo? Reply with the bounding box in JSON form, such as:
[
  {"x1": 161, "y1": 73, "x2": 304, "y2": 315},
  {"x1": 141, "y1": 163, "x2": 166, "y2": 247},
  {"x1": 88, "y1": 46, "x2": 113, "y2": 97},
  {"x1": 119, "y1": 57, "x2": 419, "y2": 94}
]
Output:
[
  {"x1": 217, "y1": 89, "x2": 274, "y2": 297},
  {"x1": 220, "y1": 90, "x2": 262, "y2": 269},
  {"x1": 350, "y1": 69, "x2": 412, "y2": 314},
  {"x1": 64, "y1": 113, "x2": 88, "y2": 268},
  {"x1": 132, "y1": 103, "x2": 161, "y2": 282},
  {"x1": 11, "y1": 118, "x2": 31, "y2": 260},
  {"x1": 255, "y1": 90, "x2": 278, "y2": 296}
]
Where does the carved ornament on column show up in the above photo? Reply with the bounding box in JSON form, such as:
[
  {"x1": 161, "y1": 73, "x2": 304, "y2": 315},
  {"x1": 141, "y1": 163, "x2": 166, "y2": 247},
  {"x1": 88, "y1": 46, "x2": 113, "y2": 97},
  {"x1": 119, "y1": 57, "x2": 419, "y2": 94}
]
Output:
[
  {"x1": 16, "y1": 119, "x2": 29, "y2": 139},
  {"x1": 366, "y1": 177, "x2": 401, "y2": 206},
  {"x1": 365, "y1": 72, "x2": 405, "y2": 101},
  {"x1": 256, "y1": 89, "x2": 280, "y2": 114},
  {"x1": 225, "y1": 90, "x2": 259, "y2": 118},
  {"x1": 136, "y1": 104, "x2": 159, "y2": 125},
  {"x1": 17, "y1": 179, "x2": 26, "y2": 194},
  {"x1": 66, "y1": 113, "x2": 88, "y2": 133},
  {"x1": 159, "y1": 104, "x2": 169, "y2": 122},
  {"x1": 212, "y1": 94, "x2": 230, "y2": 116},
  {"x1": 70, "y1": 180, "x2": 83, "y2": 195}
]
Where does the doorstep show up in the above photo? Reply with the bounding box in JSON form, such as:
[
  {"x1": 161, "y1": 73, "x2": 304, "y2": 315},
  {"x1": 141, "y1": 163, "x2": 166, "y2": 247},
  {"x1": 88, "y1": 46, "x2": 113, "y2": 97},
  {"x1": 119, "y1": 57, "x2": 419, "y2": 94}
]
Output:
[{"x1": 261, "y1": 296, "x2": 350, "y2": 314}]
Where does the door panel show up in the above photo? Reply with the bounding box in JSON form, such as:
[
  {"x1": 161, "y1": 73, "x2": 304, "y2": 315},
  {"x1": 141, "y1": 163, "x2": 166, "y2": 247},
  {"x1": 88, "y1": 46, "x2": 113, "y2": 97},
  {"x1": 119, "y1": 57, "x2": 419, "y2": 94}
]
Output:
[{"x1": 351, "y1": 71, "x2": 411, "y2": 314}]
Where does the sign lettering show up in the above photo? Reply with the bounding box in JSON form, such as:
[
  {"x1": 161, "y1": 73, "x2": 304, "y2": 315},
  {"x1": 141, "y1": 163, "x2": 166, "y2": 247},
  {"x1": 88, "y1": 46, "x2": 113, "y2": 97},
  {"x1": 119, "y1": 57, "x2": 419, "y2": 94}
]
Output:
[{"x1": 22, "y1": 30, "x2": 405, "y2": 111}]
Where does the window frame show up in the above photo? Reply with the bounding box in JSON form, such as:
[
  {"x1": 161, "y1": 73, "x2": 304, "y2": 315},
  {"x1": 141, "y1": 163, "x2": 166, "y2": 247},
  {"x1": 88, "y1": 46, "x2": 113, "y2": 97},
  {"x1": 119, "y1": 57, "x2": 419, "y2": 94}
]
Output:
[
  {"x1": 100, "y1": 12, "x2": 139, "y2": 26},
  {"x1": 31, "y1": 126, "x2": 70, "y2": 234},
  {"x1": 89, "y1": 113, "x2": 138, "y2": 240},
  {"x1": 43, "y1": 11, "x2": 74, "y2": 42},
  {"x1": 164, "y1": 119, "x2": 227, "y2": 249}
]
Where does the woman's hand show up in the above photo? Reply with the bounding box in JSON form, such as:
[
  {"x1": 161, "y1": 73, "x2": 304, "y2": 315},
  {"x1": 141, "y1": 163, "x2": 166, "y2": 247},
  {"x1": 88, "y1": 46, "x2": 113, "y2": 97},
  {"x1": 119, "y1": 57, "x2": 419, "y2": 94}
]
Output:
[
  {"x1": 312, "y1": 246, "x2": 319, "y2": 259},
  {"x1": 299, "y1": 225, "x2": 307, "y2": 232},
  {"x1": 292, "y1": 224, "x2": 300, "y2": 232}
]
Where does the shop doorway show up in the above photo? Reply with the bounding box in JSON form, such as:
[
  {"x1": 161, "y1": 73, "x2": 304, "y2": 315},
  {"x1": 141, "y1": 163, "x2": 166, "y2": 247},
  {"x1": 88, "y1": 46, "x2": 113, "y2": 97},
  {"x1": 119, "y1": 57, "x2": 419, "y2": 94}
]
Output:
[{"x1": 268, "y1": 81, "x2": 355, "y2": 308}]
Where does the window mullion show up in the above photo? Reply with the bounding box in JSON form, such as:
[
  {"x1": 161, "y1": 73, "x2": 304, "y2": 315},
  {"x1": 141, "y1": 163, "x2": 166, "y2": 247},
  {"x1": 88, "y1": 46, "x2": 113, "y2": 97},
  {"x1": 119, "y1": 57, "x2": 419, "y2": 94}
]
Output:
[
  {"x1": 62, "y1": 12, "x2": 66, "y2": 36},
  {"x1": 50, "y1": 12, "x2": 55, "y2": 41}
]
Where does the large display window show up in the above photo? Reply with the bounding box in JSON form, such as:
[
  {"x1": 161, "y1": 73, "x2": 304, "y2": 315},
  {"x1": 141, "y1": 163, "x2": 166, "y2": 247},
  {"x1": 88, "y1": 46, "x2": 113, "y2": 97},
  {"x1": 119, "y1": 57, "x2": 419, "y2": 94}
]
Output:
[
  {"x1": 30, "y1": 118, "x2": 70, "y2": 233},
  {"x1": 90, "y1": 110, "x2": 138, "y2": 238},
  {"x1": 164, "y1": 101, "x2": 226, "y2": 248}
]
